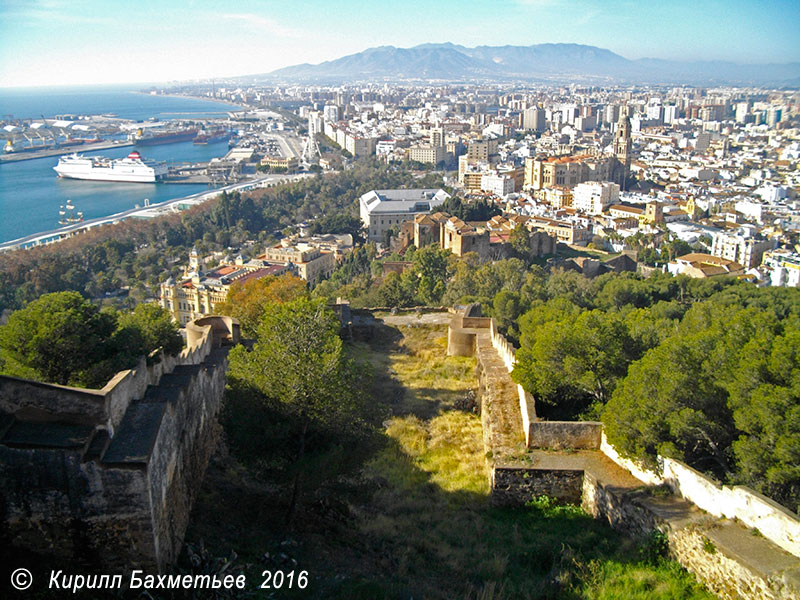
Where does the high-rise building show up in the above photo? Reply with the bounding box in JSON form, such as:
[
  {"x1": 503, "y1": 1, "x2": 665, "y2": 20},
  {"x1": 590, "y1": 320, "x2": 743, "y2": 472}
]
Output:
[
  {"x1": 520, "y1": 107, "x2": 545, "y2": 132},
  {"x1": 646, "y1": 99, "x2": 663, "y2": 122},
  {"x1": 766, "y1": 107, "x2": 783, "y2": 128},
  {"x1": 735, "y1": 102, "x2": 749, "y2": 124},
  {"x1": 307, "y1": 111, "x2": 323, "y2": 137},
  {"x1": 604, "y1": 104, "x2": 620, "y2": 127},
  {"x1": 429, "y1": 127, "x2": 445, "y2": 147},
  {"x1": 322, "y1": 104, "x2": 339, "y2": 122}
]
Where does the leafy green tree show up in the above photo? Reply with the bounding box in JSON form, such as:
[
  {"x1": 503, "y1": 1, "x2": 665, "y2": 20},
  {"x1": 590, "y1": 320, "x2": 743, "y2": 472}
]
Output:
[
  {"x1": 377, "y1": 271, "x2": 413, "y2": 307},
  {"x1": 514, "y1": 304, "x2": 639, "y2": 415},
  {"x1": 604, "y1": 290, "x2": 800, "y2": 497},
  {"x1": 227, "y1": 297, "x2": 368, "y2": 523},
  {"x1": 408, "y1": 246, "x2": 453, "y2": 305},
  {"x1": 726, "y1": 315, "x2": 800, "y2": 511},
  {"x1": 114, "y1": 303, "x2": 183, "y2": 361},
  {"x1": 603, "y1": 331, "x2": 736, "y2": 476},
  {"x1": 214, "y1": 274, "x2": 306, "y2": 337},
  {"x1": 594, "y1": 273, "x2": 653, "y2": 311},
  {"x1": 509, "y1": 226, "x2": 533, "y2": 263},
  {"x1": 0, "y1": 291, "x2": 116, "y2": 386},
  {"x1": 309, "y1": 213, "x2": 366, "y2": 244},
  {"x1": 545, "y1": 268, "x2": 595, "y2": 308},
  {"x1": 492, "y1": 289, "x2": 522, "y2": 342}
]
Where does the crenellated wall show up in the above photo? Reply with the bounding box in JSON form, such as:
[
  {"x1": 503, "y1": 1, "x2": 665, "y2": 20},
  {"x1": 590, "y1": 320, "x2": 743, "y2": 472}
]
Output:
[{"x1": 0, "y1": 316, "x2": 239, "y2": 571}]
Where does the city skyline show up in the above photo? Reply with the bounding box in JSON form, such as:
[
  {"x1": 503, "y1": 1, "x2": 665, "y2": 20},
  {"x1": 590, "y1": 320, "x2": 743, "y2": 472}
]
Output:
[{"x1": 1, "y1": 0, "x2": 800, "y2": 88}]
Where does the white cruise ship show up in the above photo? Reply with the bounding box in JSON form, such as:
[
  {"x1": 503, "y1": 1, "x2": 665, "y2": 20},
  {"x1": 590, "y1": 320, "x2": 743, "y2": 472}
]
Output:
[{"x1": 53, "y1": 151, "x2": 168, "y2": 183}]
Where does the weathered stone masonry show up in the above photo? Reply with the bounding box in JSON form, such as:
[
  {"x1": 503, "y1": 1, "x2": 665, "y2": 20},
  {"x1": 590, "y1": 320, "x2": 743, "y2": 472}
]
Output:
[
  {"x1": 447, "y1": 306, "x2": 800, "y2": 600},
  {"x1": 0, "y1": 316, "x2": 239, "y2": 571}
]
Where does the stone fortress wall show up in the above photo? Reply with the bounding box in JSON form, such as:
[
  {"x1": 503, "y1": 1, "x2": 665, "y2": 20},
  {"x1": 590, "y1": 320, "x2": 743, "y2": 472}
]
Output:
[
  {"x1": 447, "y1": 306, "x2": 800, "y2": 600},
  {"x1": 0, "y1": 315, "x2": 239, "y2": 571}
]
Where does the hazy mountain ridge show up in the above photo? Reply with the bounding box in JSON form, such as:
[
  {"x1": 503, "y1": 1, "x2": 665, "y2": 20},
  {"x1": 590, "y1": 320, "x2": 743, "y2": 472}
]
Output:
[{"x1": 254, "y1": 43, "x2": 800, "y2": 85}]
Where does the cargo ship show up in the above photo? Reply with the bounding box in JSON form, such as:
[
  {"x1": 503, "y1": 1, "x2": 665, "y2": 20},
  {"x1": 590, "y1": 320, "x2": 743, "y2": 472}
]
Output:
[
  {"x1": 193, "y1": 128, "x2": 232, "y2": 145},
  {"x1": 131, "y1": 127, "x2": 199, "y2": 146},
  {"x1": 53, "y1": 151, "x2": 168, "y2": 183}
]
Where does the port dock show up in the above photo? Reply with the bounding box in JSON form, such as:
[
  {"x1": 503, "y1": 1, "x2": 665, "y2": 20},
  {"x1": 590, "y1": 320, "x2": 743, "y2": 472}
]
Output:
[{"x1": 0, "y1": 140, "x2": 135, "y2": 164}]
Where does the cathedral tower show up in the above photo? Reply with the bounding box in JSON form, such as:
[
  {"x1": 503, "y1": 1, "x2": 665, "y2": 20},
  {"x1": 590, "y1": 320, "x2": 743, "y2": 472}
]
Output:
[{"x1": 614, "y1": 106, "x2": 632, "y2": 191}]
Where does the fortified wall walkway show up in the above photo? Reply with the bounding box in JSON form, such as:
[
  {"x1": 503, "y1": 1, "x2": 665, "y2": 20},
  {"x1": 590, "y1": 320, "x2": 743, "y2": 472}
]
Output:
[{"x1": 447, "y1": 307, "x2": 800, "y2": 600}]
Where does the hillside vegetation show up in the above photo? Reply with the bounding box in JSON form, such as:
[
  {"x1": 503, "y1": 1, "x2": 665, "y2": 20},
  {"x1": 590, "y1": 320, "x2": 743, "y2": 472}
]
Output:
[{"x1": 187, "y1": 319, "x2": 714, "y2": 599}]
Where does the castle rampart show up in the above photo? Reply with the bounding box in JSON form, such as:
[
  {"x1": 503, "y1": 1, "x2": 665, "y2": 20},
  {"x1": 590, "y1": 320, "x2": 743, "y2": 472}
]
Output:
[
  {"x1": 0, "y1": 316, "x2": 239, "y2": 571},
  {"x1": 447, "y1": 306, "x2": 800, "y2": 599}
]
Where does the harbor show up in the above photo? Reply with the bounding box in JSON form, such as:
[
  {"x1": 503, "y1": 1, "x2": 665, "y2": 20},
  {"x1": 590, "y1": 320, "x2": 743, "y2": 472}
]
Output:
[
  {"x1": 0, "y1": 91, "x2": 307, "y2": 246},
  {"x1": 0, "y1": 140, "x2": 135, "y2": 163},
  {"x1": 0, "y1": 172, "x2": 312, "y2": 252}
]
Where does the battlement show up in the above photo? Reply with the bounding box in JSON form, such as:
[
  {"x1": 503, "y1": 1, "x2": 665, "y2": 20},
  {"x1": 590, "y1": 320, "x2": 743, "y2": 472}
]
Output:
[{"x1": 0, "y1": 316, "x2": 239, "y2": 571}]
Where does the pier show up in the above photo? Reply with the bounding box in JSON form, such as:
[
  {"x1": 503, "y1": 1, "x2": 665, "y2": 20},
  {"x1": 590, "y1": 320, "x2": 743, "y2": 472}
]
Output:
[{"x1": 0, "y1": 140, "x2": 135, "y2": 163}]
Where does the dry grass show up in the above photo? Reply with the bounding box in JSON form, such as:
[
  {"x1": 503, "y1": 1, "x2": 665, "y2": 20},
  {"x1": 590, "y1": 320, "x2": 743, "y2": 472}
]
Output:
[
  {"x1": 387, "y1": 324, "x2": 477, "y2": 417},
  {"x1": 187, "y1": 321, "x2": 715, "y2": 600}
]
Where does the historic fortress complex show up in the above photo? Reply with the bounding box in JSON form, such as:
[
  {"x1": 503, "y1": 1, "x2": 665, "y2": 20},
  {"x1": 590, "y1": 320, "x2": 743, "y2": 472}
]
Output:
[{"x1": 1, "y1": 305, "x2": 798, "y2": 599}]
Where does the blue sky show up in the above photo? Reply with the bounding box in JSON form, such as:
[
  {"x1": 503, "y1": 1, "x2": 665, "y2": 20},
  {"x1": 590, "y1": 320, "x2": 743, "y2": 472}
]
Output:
[{"x1": 1, "y1": 0, "x2": 798, "y2": 87}]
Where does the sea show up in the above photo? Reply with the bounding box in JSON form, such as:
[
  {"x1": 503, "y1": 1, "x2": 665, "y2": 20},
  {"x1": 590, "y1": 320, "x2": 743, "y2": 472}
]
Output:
[{"x1": 0, "y1": 85, "x2": 243, "y2": 244}]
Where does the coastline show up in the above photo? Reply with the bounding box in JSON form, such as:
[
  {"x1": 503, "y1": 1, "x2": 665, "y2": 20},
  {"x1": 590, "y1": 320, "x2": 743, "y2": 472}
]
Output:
[
  {"x1": 0, "y1": 173, "x2": 312, "y2": 253},
  {"x1": 129, "y1": 90, "x2": 246, "y2": 111}
]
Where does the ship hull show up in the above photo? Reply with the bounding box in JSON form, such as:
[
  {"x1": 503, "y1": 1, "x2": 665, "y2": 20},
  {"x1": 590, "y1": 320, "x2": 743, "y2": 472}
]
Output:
[
  {"x1": 54, "y1": 169, "x2": 162, "y2": 183},
  {"x1": 53, "y1": 152, "x2": 168, "y2": 183},
  {"x1": 194, "y1": 130, "x2": 232, "y2": 145},
  {"x1": 136, "y1": 130, "x2": 198, "y2": 146}
]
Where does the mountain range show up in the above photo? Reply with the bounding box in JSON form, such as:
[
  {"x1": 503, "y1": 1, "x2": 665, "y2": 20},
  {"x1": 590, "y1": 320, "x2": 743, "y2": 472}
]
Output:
[{"x1": 247, "y1": 43, "x2": 800, "y2": 86}]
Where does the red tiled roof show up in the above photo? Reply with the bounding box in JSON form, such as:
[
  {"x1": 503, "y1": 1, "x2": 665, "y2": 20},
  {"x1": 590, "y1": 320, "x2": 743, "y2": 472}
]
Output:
[{"x1": 235, "y1": 266, "x2": 288, "y2": 285}]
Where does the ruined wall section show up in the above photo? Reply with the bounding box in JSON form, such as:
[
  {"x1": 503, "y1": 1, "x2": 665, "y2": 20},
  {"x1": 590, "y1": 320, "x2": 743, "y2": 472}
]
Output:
[
  {"x1": 448, "y1": 307, "x2": 800, "y2": 599},
  {"x1": 0, "y1": 316, "x2": 238, "y2": 571}
]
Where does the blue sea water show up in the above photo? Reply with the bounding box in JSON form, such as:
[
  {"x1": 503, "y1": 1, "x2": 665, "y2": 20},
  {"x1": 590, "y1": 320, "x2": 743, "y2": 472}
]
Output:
[
  {"x1": 0, "y1": 86, "x2": 244, "y2": 244},
  {"x1": 0, "y1": 84, "x2": 238, "y2": 121}
]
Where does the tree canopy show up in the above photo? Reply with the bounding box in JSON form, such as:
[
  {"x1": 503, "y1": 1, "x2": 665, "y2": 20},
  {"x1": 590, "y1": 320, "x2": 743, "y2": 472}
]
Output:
[
  {"x1": 603, "y1": 288, "x2": 800, "y2": 511},
  {"x1": 226, "y1": 295, "x2": 370, "y2": 522},
  {"x1": 0, "y1": 292, "x2": 181, "y2": 388},
  {"x1": 213, "y1": 274, "x2": 306, "y2": 337}
]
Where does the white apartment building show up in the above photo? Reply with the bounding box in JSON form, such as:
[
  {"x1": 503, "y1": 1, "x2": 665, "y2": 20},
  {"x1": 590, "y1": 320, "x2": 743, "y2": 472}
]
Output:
[
  {"x1": 763, "y1": 250, "x2": 800, "y2": 287},
  {"x1": 308, "y1": 112, "x2": 323, "y2": 137},
  {"x1": 711, "y1": 231, "x2": 774, "y2": 269},
  {"x1": 323, "y1": 105, "x2": 339, "y2": 122},
  {"x1": 572, "y1": 181, "x2": 620, "y2": 215},
  {"x1": 480, "y1": 173, "x2": 515, "y2": 197}
]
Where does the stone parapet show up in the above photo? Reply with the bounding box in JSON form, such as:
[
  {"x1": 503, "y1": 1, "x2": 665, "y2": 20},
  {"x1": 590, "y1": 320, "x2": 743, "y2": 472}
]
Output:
[
  {"x1": 448, "y1": 303, "x2": 800, "y2": 599},
  {"x1": 0, "y1": 316, "x2": 239, "y2": 571}
]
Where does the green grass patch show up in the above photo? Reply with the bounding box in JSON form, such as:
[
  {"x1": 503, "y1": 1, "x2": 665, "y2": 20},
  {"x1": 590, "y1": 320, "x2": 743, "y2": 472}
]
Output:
[{"x1": 185, "y1": 323, "x2": 716, "y2": 599}]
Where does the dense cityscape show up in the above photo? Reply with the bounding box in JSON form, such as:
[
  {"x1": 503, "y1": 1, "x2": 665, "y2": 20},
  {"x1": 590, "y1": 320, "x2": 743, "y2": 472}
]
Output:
[{"x1": 1, "y1": 4, "x2": 799, "y2": 599}]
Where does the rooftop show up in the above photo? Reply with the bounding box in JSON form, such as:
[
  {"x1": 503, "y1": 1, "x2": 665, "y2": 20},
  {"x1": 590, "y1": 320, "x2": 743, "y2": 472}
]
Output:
[{"x1": 361, "y1": 188, "x2": 450, "y2": 215}]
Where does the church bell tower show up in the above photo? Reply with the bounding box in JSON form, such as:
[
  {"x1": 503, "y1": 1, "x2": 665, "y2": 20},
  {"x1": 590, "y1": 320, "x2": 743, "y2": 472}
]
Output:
[{"x1": 614, "y1": 106, "x2": 632, "y2": 191}]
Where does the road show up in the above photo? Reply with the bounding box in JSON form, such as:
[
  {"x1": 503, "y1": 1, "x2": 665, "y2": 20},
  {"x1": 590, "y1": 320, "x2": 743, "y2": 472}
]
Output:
[{"x1": 0, "y1": 172, "x2": 314, "y2": 252}]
